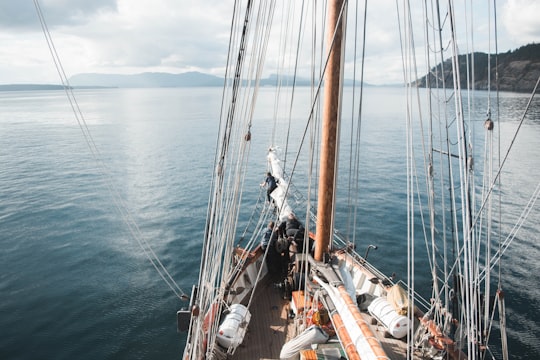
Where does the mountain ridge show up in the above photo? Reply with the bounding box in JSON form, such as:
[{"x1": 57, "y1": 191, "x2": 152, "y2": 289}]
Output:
[
  {"x1": 2, "y1": 43, "x2": 538, "y2": 92},
  {"x1": 415, "y1": 43, "x2": 540, "y2": 93},
  {"x1": 67, "y1": 71, "x2": 223, "y2": 88},
  {"x1": 66, "y1": 71, "x2": 365, "y2": 88}
]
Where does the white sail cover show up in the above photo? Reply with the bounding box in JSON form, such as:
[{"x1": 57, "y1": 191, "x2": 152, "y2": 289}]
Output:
[
  {"x1": 279, "y1": 325, "x2": 329, "y2": 359},
  {"x1": 267, "y1": 148, "x2": 293, "y2": 222}
]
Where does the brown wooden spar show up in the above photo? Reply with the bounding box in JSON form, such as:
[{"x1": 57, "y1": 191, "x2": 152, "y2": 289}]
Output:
[
  {"x1": 315, "y1": 0, "x2": 345, "y2": 262},
  {"x1": 330, "y1": 312, "x2": 361, "y2": 360},
  {"x1": 336, "y1": 285, "x2": 389, "y2": 359}
]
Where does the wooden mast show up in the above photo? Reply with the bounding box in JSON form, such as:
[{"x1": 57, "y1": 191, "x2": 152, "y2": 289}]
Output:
[{"x1": 314, "y1": 0, "x2": 344, "y2": 262}]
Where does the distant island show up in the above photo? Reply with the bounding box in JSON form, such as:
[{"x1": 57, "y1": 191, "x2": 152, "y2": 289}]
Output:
[
  {"x1": 65, "y1": 72, "x2": 354, "y2": 88},
  {"x1": 67, "y1": 71, "x2": 224, "y2": 88},
  {"x1": 0, "y1": 84, "x2": 114, "y2": 91},
  {"x1": 415, "y1": 43, "x2": 540, "y2": 93},
  {"x1": 0, "y1": 72, "x2": 363, "y2": 90},
  {"x1": 2, "y1": 43, "x2": 538, "y2": 92}
]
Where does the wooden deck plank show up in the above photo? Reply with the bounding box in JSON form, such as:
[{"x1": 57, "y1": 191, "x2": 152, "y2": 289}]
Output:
[{"x1": 233, "y1": 281, "x2": 295, "y2": 360}]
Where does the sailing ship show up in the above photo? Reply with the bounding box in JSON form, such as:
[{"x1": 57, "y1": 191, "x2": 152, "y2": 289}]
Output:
[{"x1": 178, "y1": 1, "x2": 537, "y2": 359}]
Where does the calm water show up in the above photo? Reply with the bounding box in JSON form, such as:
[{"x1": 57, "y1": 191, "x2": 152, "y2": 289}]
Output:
[{"x1": 0, "y1": 87, "x2": 538, "y2": 359}]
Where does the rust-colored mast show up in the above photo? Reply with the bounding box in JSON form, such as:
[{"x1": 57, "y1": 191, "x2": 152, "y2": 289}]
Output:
[{"x1": 314, "y1": 0, "x2": 344, "y2": 262}]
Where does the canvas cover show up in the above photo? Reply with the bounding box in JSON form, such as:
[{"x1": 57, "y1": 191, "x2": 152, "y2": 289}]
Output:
[
  {"x1": 280, "y1": 325, "x2": 329, "y2": 359},
  {"x1": 387, "y1": 284, "x2": 409, "y2": 315}
]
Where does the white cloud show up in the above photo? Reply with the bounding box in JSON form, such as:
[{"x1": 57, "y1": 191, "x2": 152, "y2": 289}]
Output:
[
  {"x1": 0, "y1": 0, "x2": 232, "y2": 83},
  {"x1": 0, "y1": 0, "x2": 117, "y2": 30},
  {"x1": 502, "y1": 0, "x2": 540, "y2": 47},
  {"x1": 0, "y1": 0, "x2": 536, "y2": 84},
  {"x1": 67, "y1": 0, "x2": 231, "y2": 74}
]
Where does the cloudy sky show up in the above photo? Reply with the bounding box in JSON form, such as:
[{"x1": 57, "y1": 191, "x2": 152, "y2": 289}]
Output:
[{"x1": 0, "y1": 0, "x2": 538, "y2": 85}]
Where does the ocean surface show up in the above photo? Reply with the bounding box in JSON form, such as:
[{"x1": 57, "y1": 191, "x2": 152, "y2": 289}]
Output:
[{"x1": 0, "y1": 87, "x2": 538, "y2": 359}]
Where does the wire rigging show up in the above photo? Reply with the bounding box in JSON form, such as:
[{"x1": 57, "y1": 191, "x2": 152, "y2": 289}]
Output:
[{"x1": 33, "y1": 0, "x2": 186, "y2": 301}]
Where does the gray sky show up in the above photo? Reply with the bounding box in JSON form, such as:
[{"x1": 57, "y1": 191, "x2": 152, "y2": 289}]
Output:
[{"x1": 0, "y1": 0, "x2": 538, "y2": 85}]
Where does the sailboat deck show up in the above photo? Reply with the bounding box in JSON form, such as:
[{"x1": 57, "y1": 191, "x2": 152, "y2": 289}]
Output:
[
  {"x1": 232, "y1": 276, "x2": 411, "y2": 360},
  {"x1": 233, "y1": 278, "x2": 296, "y2": 359}
]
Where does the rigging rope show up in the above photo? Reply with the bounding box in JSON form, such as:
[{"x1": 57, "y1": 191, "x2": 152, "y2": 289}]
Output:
[
  {"x1": 345, "y1": 0, "x2": 368, "y2": 247},
  {"x1": 478, "y1": 179, "x2": 540, "y2": 283},
  {"x1": 283, "y1": 0, "x2": 306, "y2": 171},
  {"x1": 490, "y1": 8, "x2": 509, "y2": 358},
  {"x1": 471, "y1": 74, "x2": 540, "y2": 230},
  {"x1": 192, "y1": 1, "x2": 284, "y2": 354},
  {"x1": 398, "y1": 1, "x2": 522, "y2": 356},
  {"x1": 33, "y1": 0, "x2": 186, "y2": 301}
]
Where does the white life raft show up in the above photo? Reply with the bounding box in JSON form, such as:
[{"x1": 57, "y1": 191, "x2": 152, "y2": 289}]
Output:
[
  {"x1": 216, "y1": 304, "x2": 251, "y2": 349},
  {"x1": 368, "y1": 297, "x2": 410, "y2": 339}
]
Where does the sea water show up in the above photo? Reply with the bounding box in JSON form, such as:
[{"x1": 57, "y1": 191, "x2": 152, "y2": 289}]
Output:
[{"x1": 0, "y1": 87, "x2": 538, "y2": 359}]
